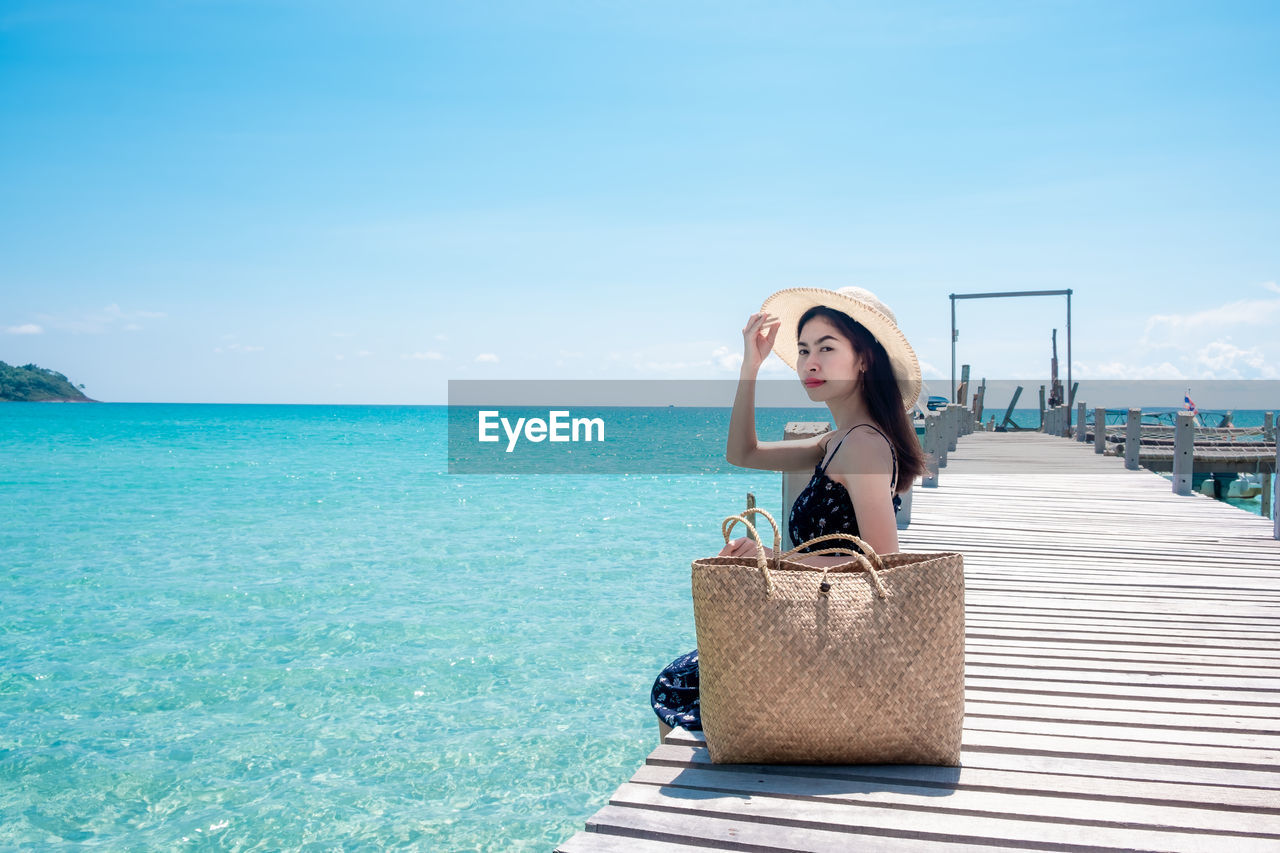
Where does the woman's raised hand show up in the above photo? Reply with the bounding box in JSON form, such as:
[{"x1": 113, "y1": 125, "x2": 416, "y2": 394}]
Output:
[{"x1": 741, "y1": 312, "x2": 780, "y2": 375}]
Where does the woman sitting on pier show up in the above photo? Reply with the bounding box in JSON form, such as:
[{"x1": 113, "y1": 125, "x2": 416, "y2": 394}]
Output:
[{"x1": 652, "y1": 286, "x2": 927, "y2": 733}]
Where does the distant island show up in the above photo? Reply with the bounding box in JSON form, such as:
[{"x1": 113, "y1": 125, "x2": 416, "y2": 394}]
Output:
[{"x1": 0, "y1": 361, "x2": 95, "y2": 402}]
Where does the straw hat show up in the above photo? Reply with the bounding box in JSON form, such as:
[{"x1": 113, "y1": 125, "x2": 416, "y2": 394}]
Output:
[{"x1": 760, "y1": 286, "x2": 922, "y2": 410}]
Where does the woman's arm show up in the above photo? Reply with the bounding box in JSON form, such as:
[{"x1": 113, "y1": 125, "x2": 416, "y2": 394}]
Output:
[{"x1": 726, "y1": 313, "x2": 827, "y2": 472}]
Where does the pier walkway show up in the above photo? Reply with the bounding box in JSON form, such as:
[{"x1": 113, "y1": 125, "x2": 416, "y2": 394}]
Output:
[{"x1": 557, "y1": 432, "x2": 1280, "y2": 852}]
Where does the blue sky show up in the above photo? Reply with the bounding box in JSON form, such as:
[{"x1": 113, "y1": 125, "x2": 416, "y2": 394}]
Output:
[{"x1": 2, "y1": 1, "x2": 1278, "y2": 403}]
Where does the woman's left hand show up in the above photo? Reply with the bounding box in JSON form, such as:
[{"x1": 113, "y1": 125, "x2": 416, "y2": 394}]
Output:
[{"x1": 719, "y1": 537, "x2": 773, "y2": 559}]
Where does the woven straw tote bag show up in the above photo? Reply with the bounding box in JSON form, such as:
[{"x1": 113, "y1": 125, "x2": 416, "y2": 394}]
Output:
[{"x1": 692, "y1": 507, "x2": 965, "y2": 765}]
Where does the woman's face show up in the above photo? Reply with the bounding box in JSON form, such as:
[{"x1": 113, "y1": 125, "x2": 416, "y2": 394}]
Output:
[{"x1": 796, "y1": 315, "x2": 865, "y2": 402}]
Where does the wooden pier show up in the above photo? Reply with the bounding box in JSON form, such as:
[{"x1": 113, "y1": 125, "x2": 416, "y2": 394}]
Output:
[{"x1": 557, "y1": 431, "x2": 1280, "y2": 852}]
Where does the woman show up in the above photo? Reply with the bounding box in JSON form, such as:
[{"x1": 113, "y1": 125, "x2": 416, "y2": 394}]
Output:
[{"x1": 651, "y1": 286, "x2": 926, "y2": 734}]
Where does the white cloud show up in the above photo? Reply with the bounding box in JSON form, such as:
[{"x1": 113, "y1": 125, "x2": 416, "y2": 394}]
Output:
[
  {"x1": 1119, "y1": 283, "x2": 1280, "y2": 379},
  {"x1": 1141, "y1": 294, "x2": 1280, "y2": 349},
  {"x1": 1073, "y1": 360, "x2": 1185, "y2": 380},
  {"x1": 623, "y1": 340, "x2": 760, "y2": 377},
  {"x1": 4, "y1": 323, "x2": 43, "y2": 335},
  {"x1": 1192, "y1": 341, "x2": 1278, "y2": 379},
  {"x1": 214, "y1": 342, "x2": 264, "y2": 354},
  {"x1": 712, "y1": 345, "x2": 742, "y2": 372},
  {"x1": 918, "y1": 359, "x2": 945, "y2": 380},
  {"x1": 403, "y1": 351, "x2": 445, "y2": 361},
  {"x1": 475, "y1": 353, "x2": 499, "y2": 363},
  {"x1": 356, "y1": 350, "x2": 372, "y2": 358},
  {"x1": 758, "y1": 354, "x2": 794, "y2": 376},
  {"x1": 37, "y1": 304, "x2": 166, "y2": 334}
]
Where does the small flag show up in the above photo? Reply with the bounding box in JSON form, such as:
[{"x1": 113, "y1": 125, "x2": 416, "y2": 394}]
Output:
[{"x1": 1184, "y1": 393, "x2": 1197, "y2": 414}]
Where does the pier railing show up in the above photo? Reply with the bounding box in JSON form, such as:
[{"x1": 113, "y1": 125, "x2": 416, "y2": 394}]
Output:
[{"x1": 1039, "y1": 402, "x2": 1278, "y2": 539}]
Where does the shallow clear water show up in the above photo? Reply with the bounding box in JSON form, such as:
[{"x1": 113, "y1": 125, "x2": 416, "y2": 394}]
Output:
[
  {"x1": 0, "y1": 404, "x2": 789, "y2": 850},
  {"x1": 2, "y1": 403, "x2": 1272, "y2": 850}
]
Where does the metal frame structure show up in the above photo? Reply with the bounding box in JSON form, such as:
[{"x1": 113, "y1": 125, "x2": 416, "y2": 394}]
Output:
[{"x1": 950, "y1": 289, "x2": 1073, "y2": 403}]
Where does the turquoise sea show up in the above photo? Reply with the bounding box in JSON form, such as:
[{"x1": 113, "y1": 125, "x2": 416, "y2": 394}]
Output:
[{"x1": 2, "y1": 404, "x2": 1274, "y2": 850}]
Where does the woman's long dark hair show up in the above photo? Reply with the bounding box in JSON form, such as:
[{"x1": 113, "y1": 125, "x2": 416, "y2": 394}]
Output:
[{"x1": 798, "y1": 305, "x2": 926, "y2": 492}]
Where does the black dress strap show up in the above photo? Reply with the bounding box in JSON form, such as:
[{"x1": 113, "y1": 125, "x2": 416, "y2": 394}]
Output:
[
  {"x1": 817, "y1": 427, "x2": 857, "y2": 474},
  {"x1": 828, "y1": 423, "x2": 898, "y2": 493}
]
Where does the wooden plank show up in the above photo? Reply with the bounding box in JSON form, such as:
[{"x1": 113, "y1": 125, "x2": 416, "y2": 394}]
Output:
[
  {"x1": 962, "y1": 663, "x2": 1280, "y2": 691},
  {"x1": 965, "y1": 637, "x2": 1280, "y2": 664},
  {"x1": 963, "y1": 696, "x2": 1280, "y2": 729},
  {"x1": 961, "y1": 715, "x2": 1280, "y2": 750},
  {"x1": 556, "y1": 830, "x2": 722, "y2": 852},
  {"x1": 965, "y1": 653, "x2": 1280, "y2": 679},
  {"x1": 662, "y1": 728, "x2": 1280, "y2": 789},
  {"x1": 645, "y1": 743, "x2": 1280, "y2": 812},
  {"x1": 964, "y1": 610, "x2": 1280, "y2": 630},
  {"x1": 606, "y1": 782, "x2": 1280, "y2": 853},
  {"x1": 584, "y1": 804, "x2": 957, "y2": 852},
  {"x1": 627, "y1": 764, "x2": 1280, "y2": 836},
  {"x1": 963, "y1": 628, "x2": 1280, "y2": 652},
  {"x1": 963, "y1": 674, "x2": 1280, "y2": 707}
]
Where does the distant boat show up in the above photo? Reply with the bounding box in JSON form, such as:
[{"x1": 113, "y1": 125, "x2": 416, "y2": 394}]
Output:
[{"x1": 926, "y1": 396, "x2": 948, "y2": 411}]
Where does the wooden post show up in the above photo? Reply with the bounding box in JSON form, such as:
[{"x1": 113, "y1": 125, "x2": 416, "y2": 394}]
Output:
[
  {"x1": 1038, "y1": 385, "x2": 1046, "y2": 431},
  {"x1": 937, "y1": 409, "x2": 949, "y2": 468},
  {"x1": 1263, "y1": 467, "x2": 1273, "y2": 526},
  {"x1": 922, "y1": 413, "x2": 940, "y2": 487},
  {"x1": 1275, "y1": 442, "x2": 1279, "y2": 540},
  {"x1": 1094, "y1": 408, "x2": 1106, "y2": 454},
  {"x1": 1265, "y1": 411, "x2": 1274, "y2": 442},
  {"x1": 1076, "y1": 402, "x2": 1087, "y2": 441},
  {"x1": 1125, "y1": 408, "x2": 1141, "y2": 470},
  {"x1": 947, "y1": 405, "x2": 959, "y2": 452},
  {"x1": 1172, "y1": 410, "x2": 1194, "y2": 496},
  {"x1": 1001, "y1": 386, "x2": 1022, "y2": 431}
]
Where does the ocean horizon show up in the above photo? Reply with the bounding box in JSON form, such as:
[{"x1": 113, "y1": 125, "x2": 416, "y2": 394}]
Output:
[{"x1": 2, "y1": 402, "x2": 1275, "y2": 849}]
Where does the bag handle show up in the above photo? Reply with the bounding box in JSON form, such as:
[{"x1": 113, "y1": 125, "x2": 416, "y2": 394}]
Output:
[
  {"x1": 780, "y1": 533, "x2": 889, "y2": 599},
  {"x1": 719, "y1": 507, "x2": 781, "y2": 595},
  {"x1": 721, "y1": 506, "x2": 782, "y2": 559},
  {"x1": 780, "y1": 532, "x2": 885, "y2": 570}
]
